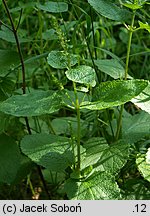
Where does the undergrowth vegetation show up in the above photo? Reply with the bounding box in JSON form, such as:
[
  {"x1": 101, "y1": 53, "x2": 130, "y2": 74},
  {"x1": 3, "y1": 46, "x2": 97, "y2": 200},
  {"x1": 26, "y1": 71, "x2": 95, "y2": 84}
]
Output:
[{"x1": 0, "y1": 0, "x2": 150, "y2": 200}]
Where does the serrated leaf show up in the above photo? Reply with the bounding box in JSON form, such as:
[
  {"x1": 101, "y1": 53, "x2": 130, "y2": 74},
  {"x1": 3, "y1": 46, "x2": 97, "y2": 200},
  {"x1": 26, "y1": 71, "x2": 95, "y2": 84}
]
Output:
[
  {"x1": 82, "y1": 138, "x2": 130, "y2": 175},
  {"x1": 123, "y1": 111, "x2": 150, "y2": 143},
  {"x1": 0, "y1": 134, "x2": 22, "y2": 184},
  {"x1": 65, "y1": 65, "x2": 96, "y2": 87},
  {"x1": 94, "y1": 59, "x2": 126, "y2": 79},
  {"x1": 81, "y1": 137, "x2": 109, "y2": 170},
  {"x1": 36, "y1": 2, "x2": 68, "y2": 13},
  {"x1": 64, "y1": 172, "x2": 121, "y2": 200},
  {"x1": 80, "y1": 80, "x2": 148, "y2": 110},
  {"x1": 21, "y1": 134, "x2": 74, "y2": 172},
  {"x1": 138, "y1": 21, "x2": 150, "y2": 33},
  {"x1": 95, "y1": 140, "x2": 130, "y2": 174},
  {"x1": 136, "y1": 154, "x2": 150, "y2": 182},
  {"x1": 121, "y1": 179, "x2": 150, "y2": 200},
  {"x1": 47, "y1": 51, "x2": 77, "y2": 69},
  {"x1": 146, "y1": 148, "x2": 150, "y2": 164},
  {"x1": 88, "y1": 0, "x2": 131, "y2": 21},
  {"x1": 0, "y1": 90, "x2": 62, "y2": 117},
  {"x1": 131, "y1": 82, "x2": 150, "y2": 113}
]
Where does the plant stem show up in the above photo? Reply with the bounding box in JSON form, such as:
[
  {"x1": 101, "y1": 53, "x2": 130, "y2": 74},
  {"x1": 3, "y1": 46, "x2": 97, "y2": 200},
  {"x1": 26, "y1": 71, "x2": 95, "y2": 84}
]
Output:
[
  {"x1": 115, "y1": 11, "x2": 136, "y2": 141},
  {"x1": 124, "y1": 12, "x2": 136, "y2": 80},
  {"x1": 27, "y1": 175, "x2": 35, "y2": 197},
  {"x1": 2, "y1": 0, "x2": 51, "y2": 199},
  {"x1": 73, "y1": 82, "x2": 81, "y2": 171},
  {"x1": 2, "y1": 0, "x2": 26, "y2": 94}
]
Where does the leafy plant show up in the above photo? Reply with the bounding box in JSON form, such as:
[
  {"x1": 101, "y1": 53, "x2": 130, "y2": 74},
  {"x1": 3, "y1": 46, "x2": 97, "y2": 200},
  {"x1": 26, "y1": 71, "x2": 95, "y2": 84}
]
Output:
[{"x1": 0, "y1": 0, "x2": 150, "y2": 199}]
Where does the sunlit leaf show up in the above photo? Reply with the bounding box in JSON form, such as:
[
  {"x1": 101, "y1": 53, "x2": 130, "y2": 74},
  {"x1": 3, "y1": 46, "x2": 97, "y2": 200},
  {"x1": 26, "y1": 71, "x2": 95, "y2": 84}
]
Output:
[
  {"x1": 131, "y1": 84, "x2": 150, "y2": 114},
  {"x1": 146, "y1": 148, "x2": 150, "y2": 164},
  {"x1": 64, "y1": 172, "x2": 121, "y2": 200},
  {"x1": 47, "y1": 51, "x2": 78, "y2": 69},
  {"x1": 0, "y1": 90, "x2": 62, "y2": 117},
  {"x1": 94, "y1": 59, "x2": 126, "y2": 79},
  {"x1": 123, "y1": 111, "x2": 150, "y2": 143},
  {"x1": 136, "y1": 154, "x2": 150, "y2": 182},
  {"x1": 81, "y1": 137, "x2": 109, "y2": 170},
  {"x1": 95, "y1": 140, "x2": 130, "y2": 174},
  {"x1": 80, "y1": 80, "x2": 148, "y2": 110},
  {"x1": 138, "y1": 21, "x2": 150, "y2": 33},
  {"x1": 87, "y1": 0, "x2": 131, "y2": 21},
  {"x1": 65, "y1": 65, "x2": 96, "y2": 87},
  {"x1": 123, "y1": 3, "x2": 142, "y2": 10},
  {"x1": 82, "y1": 138, "x2": 129, "y2": 175}
]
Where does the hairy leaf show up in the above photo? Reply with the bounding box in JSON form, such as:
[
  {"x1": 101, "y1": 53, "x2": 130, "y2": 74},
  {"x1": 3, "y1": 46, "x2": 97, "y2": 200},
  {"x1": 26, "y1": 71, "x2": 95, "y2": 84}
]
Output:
[
  {"x1": 80, "y1": 80, "x2": 148, "y2": 110},
  {"x1": 82, "y1": 137, "x2": 109, "y2": 170},
  {"x1": 65, "y1": 65, "x2": 96, "y2": 87},
  {"x1": 94, "y1": 59, "x2": 127, "y2": 79},
  {"x1": 95, "y1": 140, "x2": 130, "y2": 174},
  {"x1": 65, "y1": 172, "x2": 121, "y2": 200},
  {"x1": 146, "y1": 148, "x2": 150, "y2": 164},
  {"x1": 21, "y1": 134, "x2": 74, "y2": 172},
  {"x1": 0, "y1": 90, "x2": 62, "y2": 117},
  {"x1": 87, "y1": 0, "x2": 131, "y2": 21},
  {"x1": 136, "y1": 154, "x2": 150, "y2": 182},
  {"x1": 131, "y1": 83, "x2": 150, "y2": 114},
  {"x1": 123, "y1": 111, "x2": 150, "y2": 143},
  {"x1": 47, "y1": 51, "x2": 77, "y2": 69}
]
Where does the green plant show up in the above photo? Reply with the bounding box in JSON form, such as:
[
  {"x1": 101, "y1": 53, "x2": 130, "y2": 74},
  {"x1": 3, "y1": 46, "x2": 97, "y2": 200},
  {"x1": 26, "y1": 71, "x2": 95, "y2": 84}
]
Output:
[{"x1": 0, "y1": 0, "x2": 150, "y2": 199}]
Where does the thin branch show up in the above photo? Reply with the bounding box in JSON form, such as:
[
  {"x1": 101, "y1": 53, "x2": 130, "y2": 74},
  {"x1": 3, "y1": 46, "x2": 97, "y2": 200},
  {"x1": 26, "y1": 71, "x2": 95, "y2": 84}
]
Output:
[
  {"x1": 16, "y1": 9, "x2": 23, "y2": 32},
  {"x1": 0, "y1": 19, "x2": 12, "y2": 31},
  {"x1": 2, "y1": 0, "x2": 26, "y2": 94}
]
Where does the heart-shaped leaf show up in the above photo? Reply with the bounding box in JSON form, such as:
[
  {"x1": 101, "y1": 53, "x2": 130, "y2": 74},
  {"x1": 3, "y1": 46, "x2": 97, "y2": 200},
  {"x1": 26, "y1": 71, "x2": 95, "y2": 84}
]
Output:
[
  {"x1": 64, "y1": 171, "x2": 121, "y2": 200},
  {"x1": 21, "y1": 134, "x2": 74, "y2": 172}
]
